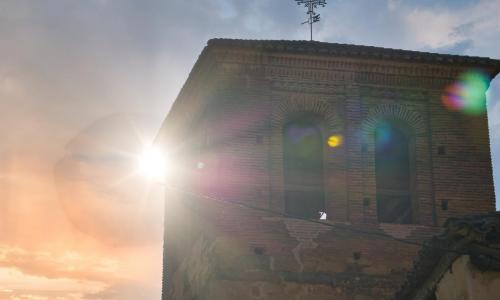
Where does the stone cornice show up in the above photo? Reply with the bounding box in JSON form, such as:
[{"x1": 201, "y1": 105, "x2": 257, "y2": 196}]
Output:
[
  {"x1": 217, "y1": 61, "x2": 457, "y2": 90},
  {"x1": 216, "y1": 51, "x2": 470, "y2": 79},
  {"x1": 208, "y1": 39, "x2": 500, "y2": 77}
]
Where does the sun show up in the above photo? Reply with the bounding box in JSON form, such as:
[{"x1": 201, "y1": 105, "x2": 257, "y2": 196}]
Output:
[{"x1": 138, "y1": 147, "x2": 168, "y2": 181}]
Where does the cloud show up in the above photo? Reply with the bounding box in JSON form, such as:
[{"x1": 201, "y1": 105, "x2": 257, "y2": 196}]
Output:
[
  {"x1": 0, "y1": 254, "x2": 105, "y2": 300},
  {"x1": 0, "y1": 247, "x2": 117, "y2": 283},
  {"x1": 432, "y1": 39, "x2": 474, "y2": 55},
  {"x1": 82, "y1": 282, "x2": 159, "y2": 300},
  {"x1": 0, "y1": 242, "x2": 163, "y2": 299},
  {"x1": 405, "y1": 9, "x2": 461, "y2": 48},
  {"x1": 315, "y1": 0, "x2": 500, "y2": 56}
]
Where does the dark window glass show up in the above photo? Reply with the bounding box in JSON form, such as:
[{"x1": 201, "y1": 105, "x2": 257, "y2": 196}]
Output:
[
  {"x1": 441, "y1": 200, "x2": 449, "y2": 211},
  {"x1": 284, "y1": 119, "x2": 325, "y2": 219},
  {"x1": 375, "y1": 123, "x2": 412, "y2": 223}
]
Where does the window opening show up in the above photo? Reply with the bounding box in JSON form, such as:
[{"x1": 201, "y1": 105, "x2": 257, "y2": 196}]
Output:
[
  {"x1": 375, "y1": 122, "x2": 412, "y2": 223},
  {"x1": 284, "y1": 118, "x2": 325, "y2": 219}
]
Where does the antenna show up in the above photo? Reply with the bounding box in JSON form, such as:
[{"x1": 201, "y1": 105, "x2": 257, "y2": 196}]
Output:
[{"x1": 295, "y1": 0, "x2": 327, "y2": 41}]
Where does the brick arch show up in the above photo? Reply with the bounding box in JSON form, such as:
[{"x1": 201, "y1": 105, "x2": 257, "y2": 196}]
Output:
[
  {"x1": 269, "y1": 95, "x2": 345, "y2": 219},
  {"x1": 271, "y1": 96, "x2": 342, "y2": 133},
  {"x1": 361, "y1": 103, "x2": 426, "y2": 137},
  {"x1": 360, "y1": 103, "x2": 430, "y2": 225}
]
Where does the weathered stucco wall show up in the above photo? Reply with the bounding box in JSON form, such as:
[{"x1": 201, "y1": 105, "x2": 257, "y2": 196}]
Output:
[{"x1": 436, "y1": 256, "x2": 500, "y2": 300}]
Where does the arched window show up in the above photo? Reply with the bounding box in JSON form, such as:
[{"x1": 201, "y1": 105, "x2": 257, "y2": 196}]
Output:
[
  {"x1": 283, "y1": 117, "x2": 325, "y2": 218},
  {"x1": 375, "y1": 122, "x2": 413, "y2": 224}
]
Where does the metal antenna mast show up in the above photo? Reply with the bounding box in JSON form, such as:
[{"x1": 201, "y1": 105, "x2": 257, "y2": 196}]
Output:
[{"x1": 295, "y1": 0, "x2": 327, "y2": 41}]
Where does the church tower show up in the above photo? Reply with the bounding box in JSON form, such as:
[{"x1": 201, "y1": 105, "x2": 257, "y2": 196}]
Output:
[{"x1": 157, "y1": 39, "x2": 500, "y2": 299}]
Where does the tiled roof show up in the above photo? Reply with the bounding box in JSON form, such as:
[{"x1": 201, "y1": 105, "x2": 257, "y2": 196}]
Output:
[{"x1": 208, "y1": 38, "x2": 500, "y2": 70}]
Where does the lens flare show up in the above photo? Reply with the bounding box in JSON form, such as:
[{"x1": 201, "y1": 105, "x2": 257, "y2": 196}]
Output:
[
  {"x1": 138, "y1": 147, "x2": 168, "y2": 181},
  {"x1": 327, "y1": 135, "x2": 343, "y2": 148},
  {"x1": 442, "y1": 70, "x2": 489, "y2": 115},
  {"x1": 375, "y1": 122, "x2": 393, "y2": 150}
]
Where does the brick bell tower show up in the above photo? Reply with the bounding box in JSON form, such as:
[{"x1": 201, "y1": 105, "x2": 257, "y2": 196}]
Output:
[{"x1": 157, "y1": 39, "x2": 500, "y2": 299}]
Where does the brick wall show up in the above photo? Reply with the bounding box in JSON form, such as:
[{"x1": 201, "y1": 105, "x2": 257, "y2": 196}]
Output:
[
  {"x1": 194, "y1": 47, "x2": 495, "y2": 226},
  {"x1": 162, "y1": 41, "x2": 498, "y2": 299}
]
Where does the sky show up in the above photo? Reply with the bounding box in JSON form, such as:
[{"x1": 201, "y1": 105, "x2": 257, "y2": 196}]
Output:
[{"x1": 1, "y1": 0, "x2": 500, "y2": 299}]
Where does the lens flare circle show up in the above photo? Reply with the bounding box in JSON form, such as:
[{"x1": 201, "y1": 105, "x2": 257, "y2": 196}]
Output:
[
  {"x1": 327, "y1": 135, "x2": 343, "y2": 148},
  {"x1": 442, "y1": 70, "x2": 489, "y2": 115}
]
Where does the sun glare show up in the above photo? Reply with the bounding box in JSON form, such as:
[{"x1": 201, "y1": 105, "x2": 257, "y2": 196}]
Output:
[{"x1": 138, "y1": 147, "x2": 168, "y2": 181}]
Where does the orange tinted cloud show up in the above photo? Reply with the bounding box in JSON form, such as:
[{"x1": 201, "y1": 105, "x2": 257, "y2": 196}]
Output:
[
  {"x1": 0, "y1": 247, "x2": 117, "y2": 282},
  {"x1": 0, "y1": 114, "x2": 164, "y2": 299}
]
